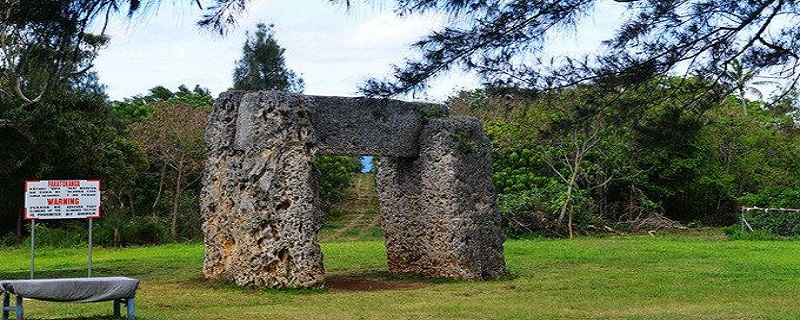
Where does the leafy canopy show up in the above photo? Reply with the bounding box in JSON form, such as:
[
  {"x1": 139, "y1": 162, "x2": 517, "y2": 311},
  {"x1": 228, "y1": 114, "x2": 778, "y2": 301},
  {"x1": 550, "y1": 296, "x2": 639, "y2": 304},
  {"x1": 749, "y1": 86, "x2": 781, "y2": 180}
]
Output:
[
  {"x1": 0, "y1": 0, "x2": 115, "y2": 104},
  {"x1": 355, "y1": 0, "x2": 800, "y2": 98}
]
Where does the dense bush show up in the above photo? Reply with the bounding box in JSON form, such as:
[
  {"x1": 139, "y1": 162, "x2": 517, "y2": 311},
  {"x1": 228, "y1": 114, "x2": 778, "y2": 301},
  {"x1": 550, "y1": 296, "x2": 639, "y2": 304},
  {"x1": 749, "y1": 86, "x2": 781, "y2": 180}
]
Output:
[
  {"x1": 18, "y1": 217, "x2": 170, "y2": 248},
  {"x1": 724, "y1": 226, "x2": 800, "y2": 240},
  {"x1": 25, "y1": 222, "x2": 89, "y2": 248},
  {"x1": 739, "y1": 187, "x2": 800, "y2": 209}
]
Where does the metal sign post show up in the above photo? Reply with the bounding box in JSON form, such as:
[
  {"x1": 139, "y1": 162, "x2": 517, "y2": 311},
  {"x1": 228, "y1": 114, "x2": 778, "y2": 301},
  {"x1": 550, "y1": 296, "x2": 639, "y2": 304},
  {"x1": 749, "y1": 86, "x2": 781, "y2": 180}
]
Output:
[
  {"x1": 24, "y1": 180, "x2": 101, "y2": 279},
  {"x1": 88, "y1": 218, "x2": 93, "y2": 278},
  {"x1": 30, "y1": 220, "x2": 35, "y2": 279}
]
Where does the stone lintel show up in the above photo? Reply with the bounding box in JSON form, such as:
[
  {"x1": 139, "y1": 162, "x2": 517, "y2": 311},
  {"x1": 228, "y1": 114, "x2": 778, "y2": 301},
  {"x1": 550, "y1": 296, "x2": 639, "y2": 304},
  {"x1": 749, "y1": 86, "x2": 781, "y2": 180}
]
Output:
[{"x1": 305, "y1": 95, "x2": 447, "y2": 157}]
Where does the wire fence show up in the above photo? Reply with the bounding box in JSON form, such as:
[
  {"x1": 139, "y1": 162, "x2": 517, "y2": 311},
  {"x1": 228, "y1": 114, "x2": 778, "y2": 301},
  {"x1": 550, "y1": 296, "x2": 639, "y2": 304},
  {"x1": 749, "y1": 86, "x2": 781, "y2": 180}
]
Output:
[{"x1": 740, "y1": 207, "x2": 800, "y2": 236}]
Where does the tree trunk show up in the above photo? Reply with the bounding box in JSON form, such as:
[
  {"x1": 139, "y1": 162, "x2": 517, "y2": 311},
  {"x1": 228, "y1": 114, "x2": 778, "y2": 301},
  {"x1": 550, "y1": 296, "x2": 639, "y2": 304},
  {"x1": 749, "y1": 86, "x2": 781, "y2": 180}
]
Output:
[
  {"x1": 568, "y1": 213, "x2": 573, "y2": 238},
  {"x1": 557, "y1": 154, "x2": 581, "y2": 238},
  {"x1": 113, "y1": 226, "x2": 121, "y2": 247},
  {"x1": 153, "y1": 162, "x2": 167, "y2": 210},
  {"x1": 171, "y1": 168, "x2": 183, "y2": 242},
  {"x1": 740, "y1": 88, "x2": 748, "y2": 116}
]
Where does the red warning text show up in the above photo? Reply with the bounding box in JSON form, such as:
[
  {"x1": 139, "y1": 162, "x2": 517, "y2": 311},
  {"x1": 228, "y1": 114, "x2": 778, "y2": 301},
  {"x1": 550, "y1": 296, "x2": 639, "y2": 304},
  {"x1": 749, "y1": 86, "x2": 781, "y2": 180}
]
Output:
[
  {"x1": 46, "y1": 198, "x2": 81, "y2": 205},
  {"x1": 48, "y1": 180, "x2": 81, "y2": 188}
]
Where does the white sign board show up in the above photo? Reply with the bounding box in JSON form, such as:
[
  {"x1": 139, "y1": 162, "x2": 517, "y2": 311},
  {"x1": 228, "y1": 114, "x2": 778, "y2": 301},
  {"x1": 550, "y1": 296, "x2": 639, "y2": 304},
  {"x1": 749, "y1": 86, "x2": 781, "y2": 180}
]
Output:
[{"x1": 25, "y1": 180, "x2": 101, "y2": 219}]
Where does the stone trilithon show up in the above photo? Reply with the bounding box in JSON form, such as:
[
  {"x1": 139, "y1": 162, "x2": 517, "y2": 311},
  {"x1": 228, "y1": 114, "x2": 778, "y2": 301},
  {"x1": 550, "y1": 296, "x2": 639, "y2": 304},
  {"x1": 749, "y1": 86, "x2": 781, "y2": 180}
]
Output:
[{"x1": 201, "y1": 91, "x2": 507, "y2": 288}]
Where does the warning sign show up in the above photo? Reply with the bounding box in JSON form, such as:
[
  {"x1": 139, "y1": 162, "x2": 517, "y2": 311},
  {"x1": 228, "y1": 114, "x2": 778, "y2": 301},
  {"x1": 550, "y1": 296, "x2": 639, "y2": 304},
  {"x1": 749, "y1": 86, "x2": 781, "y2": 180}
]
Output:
[{"x1": 25, "y1": 180, "x2": 101, "y2": 219}]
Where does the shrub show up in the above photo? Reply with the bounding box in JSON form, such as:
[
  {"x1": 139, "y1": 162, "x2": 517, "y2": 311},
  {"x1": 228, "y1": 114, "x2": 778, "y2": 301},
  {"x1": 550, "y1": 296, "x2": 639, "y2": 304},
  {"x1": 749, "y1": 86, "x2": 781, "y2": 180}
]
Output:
[
  {"x1": 93, "y1": 216, "x2": 170, "y2": 246},
  {"x1": 0, "y1": 233, "x2": 12, "y2": 247},
  {"x1": 25, "y1": 222, "x2": 87, "y2": 248},
  {"x1": 122, "y1": 216, "x2": 170, "y2": 245},
  {"x1": 497, "y1": 179, "x2": 594, "y2": 238}
]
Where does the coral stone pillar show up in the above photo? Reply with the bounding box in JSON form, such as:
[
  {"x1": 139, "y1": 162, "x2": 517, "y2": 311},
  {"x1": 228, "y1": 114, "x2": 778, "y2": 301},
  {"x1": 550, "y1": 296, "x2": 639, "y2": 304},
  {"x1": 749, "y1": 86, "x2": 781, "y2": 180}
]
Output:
[
  {"x1": 201, "y1": 91, "x2": 324, "y2": 288},
  {"x1": 376, "y1": 117, "x2": 507, "y2": 280}
]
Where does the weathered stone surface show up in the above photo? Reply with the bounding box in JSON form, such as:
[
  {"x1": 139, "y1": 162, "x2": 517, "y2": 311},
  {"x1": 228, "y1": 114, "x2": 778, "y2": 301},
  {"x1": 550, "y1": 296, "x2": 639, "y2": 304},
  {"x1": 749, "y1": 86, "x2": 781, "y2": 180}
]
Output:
[
  {"x1": 375, "y1": 117, "x2": 507, "y2": 280},
  {"x1": 202, "y1": 91, "x2": 324, "y2": 288},
  {"x1": 305, "y1": 96, "x2": 445, "y2": 157},
  {"x1": 202, "y1": 90, "x2": 506, "y2": 289}
]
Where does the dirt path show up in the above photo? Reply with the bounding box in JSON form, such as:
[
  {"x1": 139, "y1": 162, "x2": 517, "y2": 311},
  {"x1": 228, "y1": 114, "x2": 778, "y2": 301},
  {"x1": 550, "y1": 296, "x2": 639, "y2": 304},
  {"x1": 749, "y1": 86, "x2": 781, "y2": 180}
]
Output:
[
  {"x1": 366, "y1": 213, "x2": 381, "y2": 229},
  {"x1": 332, "y1": 213, "x2": 367, "y2": 238},
  {"x1": 329, "y1": 174, "x2": 380, "y2": 239}
]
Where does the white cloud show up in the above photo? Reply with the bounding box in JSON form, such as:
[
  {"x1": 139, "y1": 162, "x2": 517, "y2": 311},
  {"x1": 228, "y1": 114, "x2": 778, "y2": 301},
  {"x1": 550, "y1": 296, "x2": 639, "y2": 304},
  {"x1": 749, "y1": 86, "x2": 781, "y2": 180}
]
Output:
[{"x1": 351, "y1": 12, "x2": 441, "y2": 46}]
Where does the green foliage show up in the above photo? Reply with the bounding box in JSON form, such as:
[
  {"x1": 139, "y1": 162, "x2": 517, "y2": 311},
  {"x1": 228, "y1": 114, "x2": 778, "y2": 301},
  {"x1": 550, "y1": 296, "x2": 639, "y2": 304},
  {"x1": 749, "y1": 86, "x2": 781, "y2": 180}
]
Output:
[
  {"x1": 419, "y1": 106, "x2": 446, "y2": 123},
  {"x1": 110, "y1": 85, "x2": 214, "y2": 243},
  {"x1": 450, "y1": 131, "x2": 476, "y2": 153},
  {"x1": 0, "y1": 1, "x2": 111, "y2": 102},
  {"x1": 497, "y1": 180, "x2": 593, "y2": 238},
  {"x1": 463, "y1": 86, "x2": 640, "y2": 236},
  {"x1": 26, "y1": 222, "x2": 88, "y2": 248},
  {"x1": 22, "y1": 217, "x2": 169, "y2": 249},
  {"x1": 0, "y1": 2, "x2": 213, "y2": 243},
  {"x1": 0, "y1": 91, "x2": 145, "y2": 239},
  {"x1": 315, "y1": 156, "x2": 361, "y2": 202},
  {"x1": 463, "y1": 89, "x2": 488, "y2": 109},
  {"x1": 232, "y1": 23, "x2": 304, "y2": 93},
  {"x1": 739, "y1": 187, "x2": 800, "y2": 209},
  {"x1": 124, "y1": 217, "x2": 169, "y2": 246},
  {"x1": 111, "y1": 84, "x2": 213, "y2": 123},
  {"x1": 127, "y1": 101, "x2": 209, "y2": 242},
  {"x1": 724, "y1": 225, "x2": 799, "y2": 240},
  {"x1": 156, "y1": 188, "x2": 203, "y2": 241},
  {"x1": 353, "y1": 0, "x2": 800, "y2": 105},
  {"x1": 454, "y1": 75, "x2": 800, "y2": 237},
  {"x1": 94, "y1": 216, "x2": 170, "y2": 246}
]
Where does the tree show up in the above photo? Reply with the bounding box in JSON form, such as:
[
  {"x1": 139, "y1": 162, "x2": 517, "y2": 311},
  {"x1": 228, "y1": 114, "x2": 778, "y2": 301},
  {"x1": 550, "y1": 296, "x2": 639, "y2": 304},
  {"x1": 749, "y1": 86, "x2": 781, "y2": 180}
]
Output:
[
  {"x1": 0, "y1": 0, "x2": 112, "y2": 168},
  {"x1": 723, "y1": 59, "x2": 776, "y2": 116},
  {"x1": 112, "y1": 84, "x2": 213, "y2": 123},
  {"x1": 0, "y1": 92, "x2": 145, "y2": 241},
  {"x1": 128, "y1": 101, "x2": 209, "y2": 241},
  {"x1": 0, "y1": 0, "x2": 135, "y2": 241},
  {"x1": 0, "y1": 1, "x2": 208, "y2": 242},
  {"x1": 232, "y1": 23, "x2": 304, "y2": 93},
  {"x1": 0, "y1": 0, "x2": 204, "y2": 104},
  {"x1": 0, "y1": 0, "x2": 112, "y2": 104},
  {"x1": 451, "y1": 76, "x2": 748, "y2": 236}
]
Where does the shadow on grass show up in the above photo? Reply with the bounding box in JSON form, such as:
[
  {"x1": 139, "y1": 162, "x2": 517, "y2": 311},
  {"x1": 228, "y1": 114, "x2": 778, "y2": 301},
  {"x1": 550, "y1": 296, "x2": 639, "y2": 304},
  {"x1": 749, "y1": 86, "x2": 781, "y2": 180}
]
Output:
[
  {"x1": 324, "y1": 269, "x2": 515, "y2": 292},
  {"x1": 172, "y1": 270, "x2": 449, "y2": 294}
]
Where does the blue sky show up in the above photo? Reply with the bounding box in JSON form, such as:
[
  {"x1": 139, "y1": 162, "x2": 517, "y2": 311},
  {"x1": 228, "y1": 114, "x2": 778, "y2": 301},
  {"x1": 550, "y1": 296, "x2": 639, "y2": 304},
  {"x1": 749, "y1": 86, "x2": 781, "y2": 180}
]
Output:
[{"x1": 92, "y1": 1, "x2": 626, "y2": 103}]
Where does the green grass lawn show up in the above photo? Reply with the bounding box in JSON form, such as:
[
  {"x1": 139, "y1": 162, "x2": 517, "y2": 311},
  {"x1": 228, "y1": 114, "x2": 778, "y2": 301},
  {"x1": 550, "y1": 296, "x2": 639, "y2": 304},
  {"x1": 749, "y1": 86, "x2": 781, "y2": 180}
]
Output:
[{"x1": 1, "y1": 233, "x2": 799, "y2": 319}]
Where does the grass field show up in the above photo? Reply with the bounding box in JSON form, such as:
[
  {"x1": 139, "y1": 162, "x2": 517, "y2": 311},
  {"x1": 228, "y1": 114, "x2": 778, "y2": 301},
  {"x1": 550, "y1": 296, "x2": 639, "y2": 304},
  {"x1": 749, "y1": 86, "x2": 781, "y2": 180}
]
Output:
[{"x1": 1, "y1": 232, "x2": 799, "y2": 319}]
